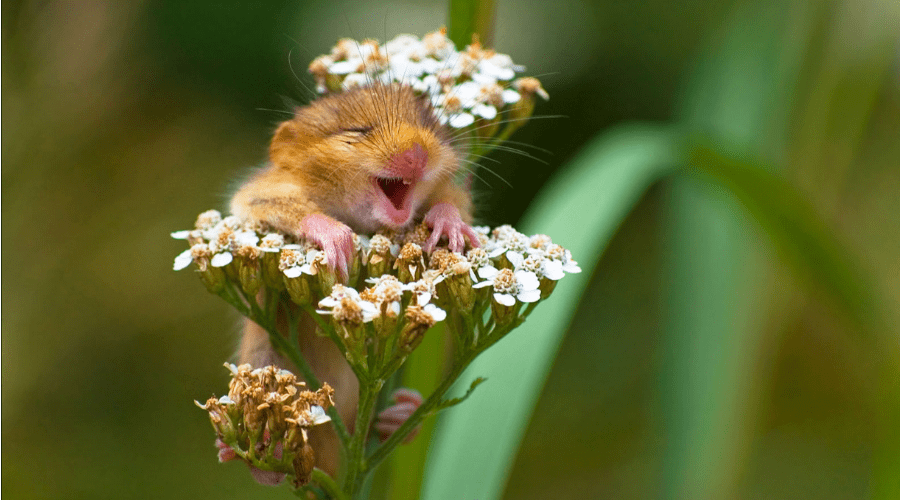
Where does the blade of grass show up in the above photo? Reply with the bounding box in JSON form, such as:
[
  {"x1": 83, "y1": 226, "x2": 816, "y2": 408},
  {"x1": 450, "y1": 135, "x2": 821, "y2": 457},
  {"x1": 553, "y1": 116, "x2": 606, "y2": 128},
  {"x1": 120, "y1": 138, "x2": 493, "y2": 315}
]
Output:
[
  {"x1": 422, "y1": 123, "x2": 681, "y2": 500},
  {"x1": 659, "y1": 3, "x2": 813, "y2": 497}
]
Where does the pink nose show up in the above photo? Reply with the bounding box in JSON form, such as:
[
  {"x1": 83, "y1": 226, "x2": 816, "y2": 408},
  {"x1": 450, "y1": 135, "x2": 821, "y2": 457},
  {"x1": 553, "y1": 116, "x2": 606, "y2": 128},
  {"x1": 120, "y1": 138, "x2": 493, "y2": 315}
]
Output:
[{"x1": 390, "y1": 143, "x2": 428, "y2": 178}]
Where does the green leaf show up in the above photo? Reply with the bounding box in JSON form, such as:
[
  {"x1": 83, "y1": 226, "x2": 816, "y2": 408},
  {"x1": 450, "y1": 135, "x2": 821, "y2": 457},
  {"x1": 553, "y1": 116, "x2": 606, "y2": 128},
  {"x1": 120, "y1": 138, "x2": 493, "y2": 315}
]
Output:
[
  {"x1": 434, "y1": 377, "x2": 485, "y2": 412},
  {"x1": 422, "y1": 123, "x2": 681, "y2": 500},
  {"x1": 687, "y1": 143, "x2": 878, "y2": 332}
]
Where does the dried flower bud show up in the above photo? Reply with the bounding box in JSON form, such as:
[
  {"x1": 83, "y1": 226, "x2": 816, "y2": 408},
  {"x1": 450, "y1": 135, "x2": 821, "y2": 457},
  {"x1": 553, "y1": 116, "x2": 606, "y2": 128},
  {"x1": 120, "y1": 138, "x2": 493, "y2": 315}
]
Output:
[
  {"x1": 403, "y1": 223, "x2": 431, "y2": 247},
  {"x1": 366, "y1": 233, "x2": 397, "y2": 276},
  {"x1": 508, "y1": 77, "x2": 548, "y2": 129},
  {"x1": 195, "y1": 209, "x2": 222, "y2": 230},
  {"x1": 198, "y1": 364, "x2": 335, "y2": 486},
  {"x1": 399, "y1": 303, "x2": 446, "y2": 352},
  {"x1": 395, "y1": 243, "x2": 424, "y2": 282},
  {"x1": 292, "y1": 442, "x2": 316, "y2": 487}
]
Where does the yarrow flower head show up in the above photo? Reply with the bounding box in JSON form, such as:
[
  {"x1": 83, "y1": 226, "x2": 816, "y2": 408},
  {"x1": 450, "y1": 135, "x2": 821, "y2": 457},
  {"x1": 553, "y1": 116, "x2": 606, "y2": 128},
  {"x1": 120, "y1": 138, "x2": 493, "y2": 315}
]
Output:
[
  {"x1": 473, "y1": 267, "x2": 541, "y2": 307},
  {"x1": 318, "y1": 284, "x2": 379, "y2": 326},
  {"x1": 307, "y1": 28, "x2": 547, "y2": 131},
  {"x1": 195, "y1": 364, "x2": 335, "y2": 487}
]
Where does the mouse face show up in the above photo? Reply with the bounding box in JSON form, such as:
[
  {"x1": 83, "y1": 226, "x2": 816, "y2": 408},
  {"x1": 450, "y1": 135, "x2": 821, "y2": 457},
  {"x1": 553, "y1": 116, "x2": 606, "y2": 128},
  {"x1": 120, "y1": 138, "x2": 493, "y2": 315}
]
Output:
[{"x1": 269, "y1": 83, "x2": 462, "y2": 233}]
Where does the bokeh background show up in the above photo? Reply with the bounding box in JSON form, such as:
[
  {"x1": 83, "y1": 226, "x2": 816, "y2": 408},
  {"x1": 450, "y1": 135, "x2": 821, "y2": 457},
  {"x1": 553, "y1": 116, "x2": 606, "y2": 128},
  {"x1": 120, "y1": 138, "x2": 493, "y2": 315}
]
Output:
[{"x1": 3, "y1": 0, "x2": 899, "y2": 498}]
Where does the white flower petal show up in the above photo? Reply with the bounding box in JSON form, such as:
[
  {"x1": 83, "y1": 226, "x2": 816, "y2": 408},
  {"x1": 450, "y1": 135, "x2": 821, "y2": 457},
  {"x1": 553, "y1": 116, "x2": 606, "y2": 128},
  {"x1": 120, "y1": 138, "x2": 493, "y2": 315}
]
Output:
[
  {"x1": 283, "y1": 266, "x2": 303, "y2": 278},
  {"x1": 218, "y1": 395, "x2": 235, "y2": 405},
  {"x1": 471, "y1": 103, "x2": 497, "y2": 120},
  {"x1": 543, "y1": 260, "x2": 565, "y2": 280},
  {"x1": 507, "y1": 251, "x2": 524, "y2": 268},
  {"x1": 448, "y1": 112, "x2": 475, "y2": 128},
  {"x1": 211, "y1": 252, "x2": 233, "y2": 267},
  {"x1": 417, "y1": 291, "x2": 432, "y2": 305},
  {"x1": 319, "y1": 297, "x2": 339, "y2": 308},
  {"x1": 517, "y1": 289, "x2": 541, "y2": 303},
  {"x1": 330, "y1": 59, "x2": 362, "y2": 74},
  {"x1": 171, "y1": 230, "x2": 191, "y2": 240},
  {"x1": 515, "y1": 270, "x2": 540, "y2": 291},
  {"x1": 234, "y1": 231, "x2": 259, "y2": 246},
  {"x1": 360, "y1": 301, "x2": 378, "y2": 315},
  {"x1": 563, "y1": 262, "x2": 582, "y2": 273},
  {"x1": 173, "y1": 250, "x2": 193, "y2": 271},
  {"x1": 472, "y1": 280, "x2": 494, "y2": 289},
  {"x1": 502, "y1": 89, "x2": 521, "y2": 103},
  {"x1": 424, "y1": 303, "x2": 447, "y2": 322},
  {"x1": 493, "y1": 293, "x2": 516, "y2": 307},
  {"x1": 309, "y1": 405, "x2": 332, "y2": 425},
  {"x1": 487, "y1": 247, "x2": 506, "y2": 258},
  {"x1": 478, "y1": 266, "x2": 499, "y2": 279}
]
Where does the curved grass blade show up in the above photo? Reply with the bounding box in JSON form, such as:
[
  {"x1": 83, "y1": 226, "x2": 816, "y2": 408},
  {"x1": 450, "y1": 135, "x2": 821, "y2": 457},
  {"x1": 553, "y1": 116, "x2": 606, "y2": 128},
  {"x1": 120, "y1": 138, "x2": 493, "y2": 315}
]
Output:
[{"x1": 422, "y1": 123, "x2": 681, "y2": 500}]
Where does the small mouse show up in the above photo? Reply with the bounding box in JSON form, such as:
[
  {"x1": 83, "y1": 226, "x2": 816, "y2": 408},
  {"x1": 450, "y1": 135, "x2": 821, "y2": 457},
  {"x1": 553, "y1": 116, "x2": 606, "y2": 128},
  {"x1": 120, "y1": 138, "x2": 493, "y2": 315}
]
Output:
[{"x1": 230, "y1": 82, "x2": 480, "y2": 478}]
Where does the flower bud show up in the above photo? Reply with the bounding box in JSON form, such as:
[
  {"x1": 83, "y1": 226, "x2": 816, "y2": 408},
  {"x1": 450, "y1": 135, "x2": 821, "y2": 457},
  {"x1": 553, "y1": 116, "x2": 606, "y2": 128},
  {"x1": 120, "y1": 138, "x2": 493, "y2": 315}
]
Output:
[
  {"x1": 236, "y1": 246, "x2": 263, "y2": 296},
  {"x1": 190, "y1": 244, "x2": 226, "y2": 293},
  {"x1": 399, "y1": 303, "x2": 445, "y2": 352},
  {"x1": 366, "y1": 234, "x2": 397, "y2": 277},
  {"x1": 395, "y1": 243, "x2": 424, "y2": 283},
  {"x1": 312, "y1": 252, "x2": 337, "y2": 296},
  {"x1": 508, "y1": 77, "x2": 548, "y2": 123},
  {"x1": 292, "y1": 441, "x2": 316, "y2": 487},
  {"x1": 259, "y1": 235, "x2": 286, "y2": 290},
  {"x1": 348, "y1": 236, "x2": 362, "y2": 287},
  {"x1": 538, "y1": 278, "x2": 557, "y2": 298},
  {"x1": 284, "y1": 274, "x2": 312, "y2": 306}
]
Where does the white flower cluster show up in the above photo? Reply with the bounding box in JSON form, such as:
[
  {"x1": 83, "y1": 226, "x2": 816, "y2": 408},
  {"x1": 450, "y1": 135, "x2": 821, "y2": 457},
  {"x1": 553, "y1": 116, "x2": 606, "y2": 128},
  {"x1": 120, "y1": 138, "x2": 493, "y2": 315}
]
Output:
[
  {"x1": 172, "y1": 210, "x2": 261, "y2": 271},
  {"x1": 172, "y1": 211, "x2": 580, "y2": 323},
  {"x1": 308, "y1": 28, "x2": 548, "y2": 128}
]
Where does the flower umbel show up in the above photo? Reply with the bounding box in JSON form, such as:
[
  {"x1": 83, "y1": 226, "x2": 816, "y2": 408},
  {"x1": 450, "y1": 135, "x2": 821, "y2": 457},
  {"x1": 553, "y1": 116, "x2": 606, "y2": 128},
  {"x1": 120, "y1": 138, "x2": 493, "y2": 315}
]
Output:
[{"x1": 196, "y1": 364, "x2": 335, "y2": 488}]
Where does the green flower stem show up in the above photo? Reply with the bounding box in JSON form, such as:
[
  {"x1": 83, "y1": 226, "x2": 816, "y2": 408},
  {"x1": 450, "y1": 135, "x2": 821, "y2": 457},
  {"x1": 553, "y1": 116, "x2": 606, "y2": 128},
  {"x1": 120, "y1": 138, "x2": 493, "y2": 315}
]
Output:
[
  {"x1": 312, "y1": 468, "x2": 349, "y2": 500},
  {"x1": 344, "y1": 381, "x2": 381, "y2": 497},
  {"x1": 217, "y1": 281, "x2": 251, "y2": 317},
  {"x1": 363, "y1": 303, "x2": 539, "y2": 477},
  {"x1": 364, "y1": 347, "x2": 475, "y2": 476},
  {"x1": 299, "y1": 303, "x2": 369, "y2": 383}
]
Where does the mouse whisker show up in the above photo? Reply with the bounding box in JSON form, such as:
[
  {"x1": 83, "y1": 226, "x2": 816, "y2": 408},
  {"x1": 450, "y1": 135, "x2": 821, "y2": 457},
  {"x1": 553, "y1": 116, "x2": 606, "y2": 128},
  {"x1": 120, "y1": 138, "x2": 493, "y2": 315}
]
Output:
[{"x1": 446, "y1": 114, "x2": 566, "y2": 143}]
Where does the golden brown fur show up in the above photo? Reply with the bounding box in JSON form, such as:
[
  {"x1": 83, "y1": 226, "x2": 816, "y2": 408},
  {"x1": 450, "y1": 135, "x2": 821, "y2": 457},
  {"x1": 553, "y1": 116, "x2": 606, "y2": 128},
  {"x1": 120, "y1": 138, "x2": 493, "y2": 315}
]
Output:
[
  {"x1": 231, "y1": 83, "x2": 474, "y2": 476},
  {"x1": 231, "y1": 83, "x2": 471, "y2": 235}
]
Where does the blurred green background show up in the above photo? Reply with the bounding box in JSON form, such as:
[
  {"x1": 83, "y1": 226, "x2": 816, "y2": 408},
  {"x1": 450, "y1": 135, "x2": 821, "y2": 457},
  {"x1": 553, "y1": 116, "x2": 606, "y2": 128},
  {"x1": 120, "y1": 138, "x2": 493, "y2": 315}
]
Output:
[{"x1": 3, "y1": 0, "x2": 899, "y2": 498}]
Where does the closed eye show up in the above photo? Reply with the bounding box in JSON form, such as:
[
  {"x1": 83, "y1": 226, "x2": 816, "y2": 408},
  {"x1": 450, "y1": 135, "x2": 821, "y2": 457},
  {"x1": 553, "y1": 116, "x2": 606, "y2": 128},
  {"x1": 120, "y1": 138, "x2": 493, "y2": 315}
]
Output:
[{"x1": 340, "y1": 126, "x2": 374, "y2": 135}]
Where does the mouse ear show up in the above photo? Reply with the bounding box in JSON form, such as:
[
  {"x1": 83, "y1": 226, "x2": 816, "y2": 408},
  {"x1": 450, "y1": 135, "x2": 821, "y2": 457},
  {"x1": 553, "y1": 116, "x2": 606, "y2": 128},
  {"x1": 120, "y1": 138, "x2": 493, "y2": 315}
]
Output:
[{"x1": 269, "y1": 120, "x2": 303, "y2": 163}]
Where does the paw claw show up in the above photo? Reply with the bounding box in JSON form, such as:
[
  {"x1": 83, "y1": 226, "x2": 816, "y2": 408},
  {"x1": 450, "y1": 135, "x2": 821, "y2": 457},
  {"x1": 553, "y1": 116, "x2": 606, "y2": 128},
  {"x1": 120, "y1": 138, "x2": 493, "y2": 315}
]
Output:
[
  {"x1": 424, "y1": 203, "x2": 477, "y2": 253},
  {"x1": 299, "y1": 213, "x2": 354, "y2": 282}
]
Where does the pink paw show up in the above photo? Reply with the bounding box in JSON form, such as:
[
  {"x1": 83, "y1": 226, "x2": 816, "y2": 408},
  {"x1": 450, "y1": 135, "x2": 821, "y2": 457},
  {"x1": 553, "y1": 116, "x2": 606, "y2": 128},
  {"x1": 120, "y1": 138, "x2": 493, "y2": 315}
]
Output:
[
  {"x1": 299, "y1": 213, "x2": 355, "y2": 281},
  {"x1": 374, "y1": 388, "x2": 423, "y2": 444},
  {"x1": 423, "y1": 203, "x2": 480, "y2": 253}
]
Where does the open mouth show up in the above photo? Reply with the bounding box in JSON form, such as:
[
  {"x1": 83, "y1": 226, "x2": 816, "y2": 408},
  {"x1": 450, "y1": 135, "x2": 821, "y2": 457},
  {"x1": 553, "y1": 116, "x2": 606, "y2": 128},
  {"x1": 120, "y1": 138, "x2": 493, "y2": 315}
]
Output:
[
  {"x1": 374, "y1": 176, "x2": 416, "y2": 225},
  {"x1": 376, "y1": 177, "x2": 413, "y2": 210}
]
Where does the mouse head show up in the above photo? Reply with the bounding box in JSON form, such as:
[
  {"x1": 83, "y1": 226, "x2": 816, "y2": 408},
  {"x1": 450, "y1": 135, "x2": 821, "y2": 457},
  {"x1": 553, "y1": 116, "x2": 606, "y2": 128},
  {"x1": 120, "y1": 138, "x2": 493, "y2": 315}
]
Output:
[{"x1": 270, "y1": 83, "x2": 461, "y2": 231}]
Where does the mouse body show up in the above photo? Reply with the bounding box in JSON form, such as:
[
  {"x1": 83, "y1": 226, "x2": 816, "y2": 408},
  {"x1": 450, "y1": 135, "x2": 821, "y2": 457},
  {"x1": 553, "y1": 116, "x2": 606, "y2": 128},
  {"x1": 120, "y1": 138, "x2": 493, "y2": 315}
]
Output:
[{"x1": 230, "y1": 82, "x2": 479, "y2": 478}]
